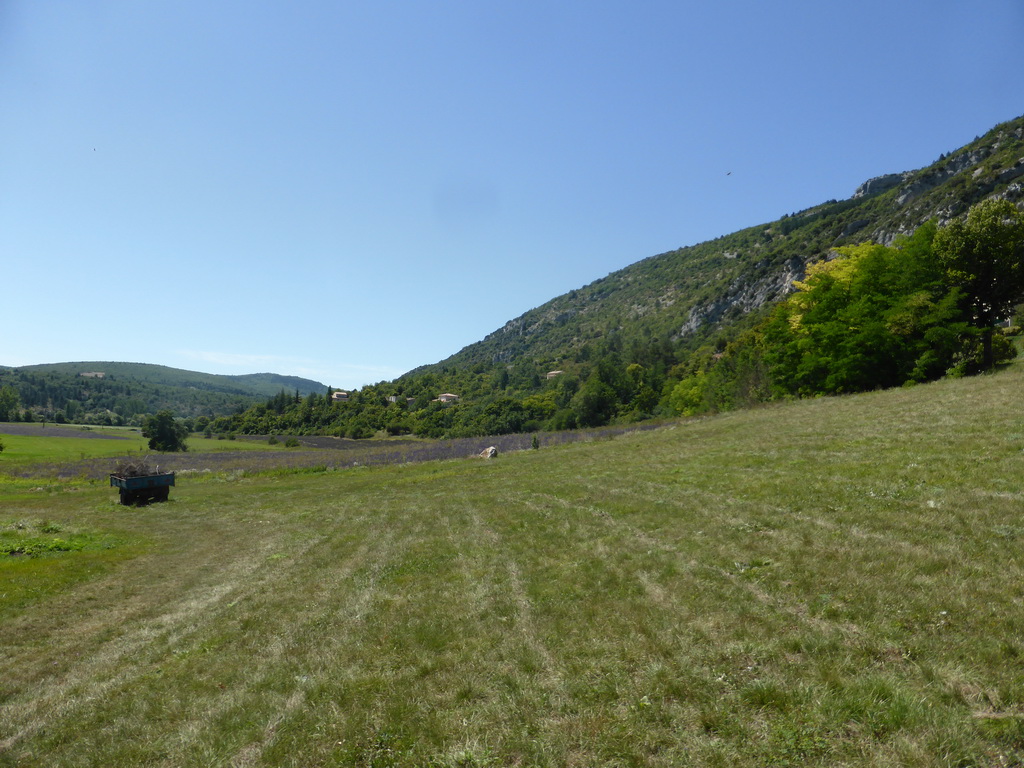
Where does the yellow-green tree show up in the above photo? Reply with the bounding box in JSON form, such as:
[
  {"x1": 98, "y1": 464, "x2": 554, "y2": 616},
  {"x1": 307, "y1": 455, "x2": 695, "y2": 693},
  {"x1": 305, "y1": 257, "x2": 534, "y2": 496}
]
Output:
[{"x1": 761, "y1": 223, "x2": 971, "y2": 395}]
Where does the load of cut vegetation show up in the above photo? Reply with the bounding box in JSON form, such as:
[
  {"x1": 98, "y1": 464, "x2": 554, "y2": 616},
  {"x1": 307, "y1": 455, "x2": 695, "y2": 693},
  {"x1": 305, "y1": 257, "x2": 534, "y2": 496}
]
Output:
[{"x1": 112, "y1": 458, "x2": 156, "y2": 478}]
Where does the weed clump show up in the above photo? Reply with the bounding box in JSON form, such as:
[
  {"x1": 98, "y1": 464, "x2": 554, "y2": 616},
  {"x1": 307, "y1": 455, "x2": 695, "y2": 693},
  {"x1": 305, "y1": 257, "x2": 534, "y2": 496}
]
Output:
[
  {"x1": 1, "y1": 518, "x2": 86, "y2": 557},
  {"x1": 1, "y1": 537, "x2": 85, "y2": 556}
]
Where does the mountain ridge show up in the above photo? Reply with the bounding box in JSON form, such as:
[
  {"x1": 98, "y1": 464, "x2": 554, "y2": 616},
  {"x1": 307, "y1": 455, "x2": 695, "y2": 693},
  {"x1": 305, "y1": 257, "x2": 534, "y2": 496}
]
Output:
[
  {"x1": 404, "y1": 113, "x2": 1024, "y2": 378},
  {"x1": 11, "y1": 361, "x2": 326, "y2": 397}
]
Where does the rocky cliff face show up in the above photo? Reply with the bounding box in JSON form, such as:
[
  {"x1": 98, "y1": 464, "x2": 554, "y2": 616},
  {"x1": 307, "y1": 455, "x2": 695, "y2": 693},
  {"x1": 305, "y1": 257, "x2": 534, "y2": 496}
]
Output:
[
  {"x1": 676, "y1": 257, "x2": 804, "y2": 338},
  {"x1": 895, "y1": 148, "x2": 991, "y2": 206},
  {"x1": 852, "y1": 172, "x2": 910, "y2": 199},
  {"x1": 676, "y1": 118, "x2": 1024, "y2": 340}
]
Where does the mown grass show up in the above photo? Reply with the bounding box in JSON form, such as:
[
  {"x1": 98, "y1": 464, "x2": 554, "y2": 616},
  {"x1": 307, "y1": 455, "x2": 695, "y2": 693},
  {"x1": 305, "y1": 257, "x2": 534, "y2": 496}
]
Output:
[
  {"x1": 0, "y1": 432, "x2": 148, "y2": 466},
  {"x1": 1, "y1": 364, "x2": 1022, "y2": 766},
  {"x1": 182, "y1": 435, "x2": 290, "y2": 453},
  {"x1": 0, "y1": 429, "x2": 285, "y2": 471}
]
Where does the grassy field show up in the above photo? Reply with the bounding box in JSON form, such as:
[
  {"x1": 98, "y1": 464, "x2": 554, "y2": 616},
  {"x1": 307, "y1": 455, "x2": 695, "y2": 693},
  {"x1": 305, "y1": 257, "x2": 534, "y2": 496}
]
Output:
[
  {"x1": 0, "y1": 426, "x2": 146, "y2": 467},
  {"x1": 1, "y1": 364, "x2": 1023, "y2": 766},
  {"x1": 0, "y1": 426, "x2": 287, "y2": 470}
]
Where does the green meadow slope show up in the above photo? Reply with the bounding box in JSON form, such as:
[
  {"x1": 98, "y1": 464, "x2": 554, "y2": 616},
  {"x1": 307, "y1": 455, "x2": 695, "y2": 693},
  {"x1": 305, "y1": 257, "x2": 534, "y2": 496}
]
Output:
[{"x1": 1, "y1": 362, "x2": 1022, "y2": 766}]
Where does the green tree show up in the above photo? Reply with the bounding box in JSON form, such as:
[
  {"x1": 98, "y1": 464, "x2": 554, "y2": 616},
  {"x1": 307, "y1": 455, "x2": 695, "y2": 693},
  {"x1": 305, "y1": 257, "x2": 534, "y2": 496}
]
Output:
[
  {"x1": 0, "y1": 385, "x2": 20, "y2": 422},
  {"x1": 479, "y1": 397, "x2": 528, "y2": 435},
  {"x1": 346, "y1": 419, "x2": 374, "y2": 439},
  {"x1": 933, "y1": 198, "x2": 1024, "y2": 369},
  {"x1": 571, "y1": 375, "x2": 617, "y2": 427},
  {"x1": 522, "y1": 390, "x2": 558, "y2": 422},
  {"x1": 761, "y1": 227, "x2": 972, "y2": 396},
  {"x1": 143, "y1": 410, "x2": 189, "y2": 452},
  {"x1": 668, "y1": 373, "x2": 706, "y2": 417}
]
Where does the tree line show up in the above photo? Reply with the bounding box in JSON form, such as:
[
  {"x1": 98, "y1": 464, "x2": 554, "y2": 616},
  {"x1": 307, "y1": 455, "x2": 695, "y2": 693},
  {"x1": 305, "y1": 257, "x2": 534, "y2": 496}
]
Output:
[{"x1": 670, "y1": 198, "x2": 1023, "y2": 414}]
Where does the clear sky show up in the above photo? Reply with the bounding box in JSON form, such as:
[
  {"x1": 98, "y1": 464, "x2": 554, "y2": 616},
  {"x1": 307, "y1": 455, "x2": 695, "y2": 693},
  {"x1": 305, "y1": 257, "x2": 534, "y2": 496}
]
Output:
[{"x1": 2, "y1": 1, "x2": 1022, "y2": 389}]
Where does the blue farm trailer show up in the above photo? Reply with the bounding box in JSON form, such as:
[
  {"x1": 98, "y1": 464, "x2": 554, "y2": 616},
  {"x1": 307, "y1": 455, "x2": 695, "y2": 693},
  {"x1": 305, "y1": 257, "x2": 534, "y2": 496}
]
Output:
[{"x1": 110, "y1": 471, "x2": 175, "y2": 505}]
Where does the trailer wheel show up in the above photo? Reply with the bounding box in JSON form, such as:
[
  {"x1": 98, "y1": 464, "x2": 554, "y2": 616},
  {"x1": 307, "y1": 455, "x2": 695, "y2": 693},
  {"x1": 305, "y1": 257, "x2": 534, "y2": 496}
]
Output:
[{"x1": 156, "y1": 487, "x2": 170, "y2": 502}]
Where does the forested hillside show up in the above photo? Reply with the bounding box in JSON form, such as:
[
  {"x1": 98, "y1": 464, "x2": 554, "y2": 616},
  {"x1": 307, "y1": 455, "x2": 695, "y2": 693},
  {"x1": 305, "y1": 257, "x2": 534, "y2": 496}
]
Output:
[
  {"x1": 199, "y1": 115, "x2": 1024, "y2": 440},
  {"x1": 0, "y1": 362, "x2": 325, "y2": 426}
]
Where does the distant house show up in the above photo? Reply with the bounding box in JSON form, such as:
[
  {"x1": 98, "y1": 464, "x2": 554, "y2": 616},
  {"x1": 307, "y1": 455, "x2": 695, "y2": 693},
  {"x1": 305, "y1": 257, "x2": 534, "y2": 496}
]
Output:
[
  {"x1": 79, "y1": 371, "x2": 105, "y2": 379},
  {"x1": 387, "y1": 395, "x2": 400, "y2": 404},
  {"x1": 331, "y1": 391, "x2": 349, "y2": 402},
  {"x1": 546, "y1": 370, "x2": 564, "y2": 380},
  {"x1": 435, "y1": 393, "x2": 460, "y2": 403}
]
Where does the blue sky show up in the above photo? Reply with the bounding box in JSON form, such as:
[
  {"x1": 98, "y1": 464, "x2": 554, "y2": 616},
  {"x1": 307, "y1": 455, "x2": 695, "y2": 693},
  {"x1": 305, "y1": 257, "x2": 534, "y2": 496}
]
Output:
[{"x1": 2, "y1": 1, "x2": 1022, "y2": 389}]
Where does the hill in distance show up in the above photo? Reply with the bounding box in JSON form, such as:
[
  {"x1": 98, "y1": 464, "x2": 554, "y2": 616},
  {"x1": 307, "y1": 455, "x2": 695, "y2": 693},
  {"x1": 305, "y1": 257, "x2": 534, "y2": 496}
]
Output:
[
  {"x1": 13, "y1": 362, "x2": 326, "y2": 399},
  {"x1": 0, "y1": 361, "x2": 326, "y2": 424}
]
